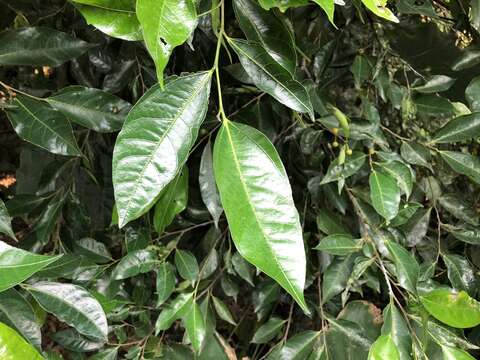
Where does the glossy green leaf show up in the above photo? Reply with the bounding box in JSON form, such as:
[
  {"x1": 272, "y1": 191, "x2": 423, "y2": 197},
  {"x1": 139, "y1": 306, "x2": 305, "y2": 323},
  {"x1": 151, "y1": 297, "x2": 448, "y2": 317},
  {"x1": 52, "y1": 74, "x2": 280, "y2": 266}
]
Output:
[
  {"x1": 432, "y1": 113, "x2": 480, "y2": 143},
  {"x1": 438, "y1": 194, "x2": 478, "y2": 226},
  {"x1": 153, "y1": 167, "x2": 189, "y2": 234},
  {"x1": 258, "y1": 0, "x2": 308, "y2": 12},
  {"x1": 267, "y1": 330, "x2": 320, "y2": 360},
  {"x1": 112, "y1": 249, "x2": 158, "y2": 280},
  {"x1": 361, "y1": 0, "x2": 398, "y2": 22},
  {"x1": 351, "y1": 55, "x2": 372, "y2": 89},
  {"x1": 321, "y1": 152, "x2": 367, "y2": 185},
  {"x1": 212, "y1": 295, "x2": 236, "y2": 325},
  {"x1": 440, "y1": 151, "x2": 480, "y2": 184},
  {"x1": 112, "y1": 72, "x2": 211, "y2": 227},
  {"x1": 0, "y1": 241, "x2": 62, "y2": 292},
  {"x1": 155, "y1": 292, "x2": 193, "y2": 333},
  {"x1": 0, "y1": 322, "x2": 43, "y2": 360},
  {"x1": 442, "y1": 254, "x2": 476, "y2": 295},
  {"x1": 413, "y1": 75, "x2": 455, "y2": 93},
  {"x1": 213, "y1": 120, "x2": 308, "y2": 312},
  {"x1": 232, "y1": 251, "x2": 255, "y2": 286},
  {"x1": 0, "y1": 27, "x2": 92, "y2": 66},
  {"x1": 378, "y1": 161, "x2": 414, "y2": 198},
  {"x1": 312, "y1": 0, "x2": 335, "y2": 24},
  {"x1": 0, "y1": 289, "x2": 41, "y2": 349},
  {"x1": 72, "y1": 0, "x2": 142, "y2": 41},
  {"x1": 6, "y1": 95, "x2": 81, "y2": 156},
  {"x1": 400, "y1": 142, "x2": 431, "y2": 170},
  {"x1": 382, "y1": 304, "x2": 411, "y2": 360},
  {"x1": 183, "y1": 301, "x2": 206, "y2": 353},
  {"x1": 420, "y1": 288, "x2": 480, "y2": 328},
  {"x1": 50, "y1": 328, "x2": 104, "y2": 352},
  {"x1": 385, "y1": 240, "x2": 419, "y2": 294},
  {"x1": 322, "y1": 254, "x2": 355, "y2": 303},
  {"x1": 415, "y1": 95, "x2": 455, "y2": 116},
  {"x1": 452, "y1": 50, "x2": 480, "y2": 71},
  {"x1": 252, "y1": 317, "x2": 286, "y2": 344},
  {"x1": 27, "y1": 281, "x2": 108, "y2": 340},
  {"x1": 233, "y1": 0, "x2": 297, "y2": 75},
  {"x1": 446, "y1": 226, "x2": 480, "y2": 245},
  {"x1": 75, "y1": 238, "x2": 112, "y2": 264},
  {"x1": 88, "y1": 347, "x2": 118, "y2": 360},
  {"x1": 441, "y1": 346, "x2": 476, "y2": 360},
  {"x1": 228, "y1": 38, "x2": 314, "y2": 119},
  {"x1": 465, "y1": 76, "x2": 480, "y2": 111},
  {"x1": 156, "y1": 262, "x2": 176, "y2": 306},
  {"x1": 199, "y1": 142, "x2": 223, "y2": 228},
  {"x1": 0, "y1": 200, "x2": 16, "y2": 240},
  {"x1": 136, "y1": 0, "x2": 197, "y2": 85},
  {"x1": 175, "y1": 249, "x2": 199, "y2": 282},
  {"x1": 47, "y1": 86, "x2": 131, "y2": 133},
  {"x1": 369, "y1": 170, "x2": 401, "y2": 221},
  {"x1": 368, "y1": 334, "x2": 400, "y2": 360},
  {"x1": 314, "y1": 234, "x2": 361, "y2": 256},
  {"x1": 401, "y1": 207, "x2": 431, "y2": 246}
]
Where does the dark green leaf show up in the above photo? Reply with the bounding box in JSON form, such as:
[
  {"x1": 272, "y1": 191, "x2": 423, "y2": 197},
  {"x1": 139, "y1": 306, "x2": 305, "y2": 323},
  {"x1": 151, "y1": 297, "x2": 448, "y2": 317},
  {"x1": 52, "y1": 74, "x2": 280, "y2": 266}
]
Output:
[
  {"x1": 413, "y1": 75, "x2": 455, "y2": 93},
  {"x1": 156, "y1": 262, "x2": 176, "y2": 306},
  {"x1": 385, "y1": 240, "x2": 419, "y2": 294},
  {"x1": 199, "y1": 141, "x2": 223, "y2": 228},
  {"x1": 369, "y1": 170, "x2": 401, "y2": 221},
  {"x1": 314, "y1": 234, "x2": 361, "y2": 256},
  {"x1": 175, "y1": 249, "x2": 199, "y2": 282},
  {"x1": 440, "y1": 151, "x2": 480, "y2": 184},
  {"x1": 432, "y1": 113, "x2": 480, "y2": 143},
  {"x1": 252, "y1": 317, "x2": 286, "y2": 344},
  {"x1": 112, "y1": 249, "x2": 158, "y2": 280},
  {"x1": 0, "y1": 200, "x2": 16, "y2": 240}
]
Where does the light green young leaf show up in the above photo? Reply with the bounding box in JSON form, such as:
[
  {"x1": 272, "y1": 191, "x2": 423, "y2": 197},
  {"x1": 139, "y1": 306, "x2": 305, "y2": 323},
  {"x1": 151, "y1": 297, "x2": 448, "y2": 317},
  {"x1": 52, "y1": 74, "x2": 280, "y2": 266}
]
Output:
[
  {"x1": 369, "y1": 170, "x2": 401, "y2": 221},
  {"x1": 368, "y1": 334, "x2": 400, "y2": 360},
  {"x1": 72, "y1": 0, "x2": 143, "y2": 41},
  {"x1": 441, "y1": 345, "x2": 476, "y2": 360},
  {"x1": 27, "y1": 281, "x2": 108, "y2": 341},
  {"x1": 112, "y1": 72, "x2": 211, "y2": 227},
  {"x1": 382, "y1": 304, "x2": 411, "y2": 360},
  {"x1": 0, "y1": 322, "x2": 43, "y2": 360},
  {"x1": 0, "y1": 241, "x2": 62, "y2": 292},
  {"x1": 136, "y1": 0, "x2": 197, "y2": 85},
  {"x1": 213, "y1": 121, "x2": 308, "y2": 313},
  {"x1": 420, "y1": 288, "x2": 480, "y2": 328}
]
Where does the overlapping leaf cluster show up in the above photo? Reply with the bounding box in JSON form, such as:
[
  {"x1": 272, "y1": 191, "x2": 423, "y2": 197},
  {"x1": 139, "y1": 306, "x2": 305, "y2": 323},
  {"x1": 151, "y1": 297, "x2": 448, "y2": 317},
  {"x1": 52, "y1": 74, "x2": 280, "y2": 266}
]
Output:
[{"x1": 1, "y1": 0, "x2": 480, "y2": 359}]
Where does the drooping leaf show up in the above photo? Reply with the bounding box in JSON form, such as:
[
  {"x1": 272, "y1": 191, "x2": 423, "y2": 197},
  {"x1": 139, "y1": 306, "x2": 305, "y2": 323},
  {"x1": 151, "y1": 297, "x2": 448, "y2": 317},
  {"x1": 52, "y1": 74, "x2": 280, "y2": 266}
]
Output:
[
  {"x1": 420, "y1": 288, "x2": 480, "y2": 328},
  {"x1": 72, "y1": 0, "x2": 143, "y2": 41},
  {"x1": 199, "y1": 141, "x2": 223, "y2": 228},
  {"x1": 233, "y1": 0, "x2": 297, "y2": 75},
  {"x1": 228, "y1": 38, "x2": 314, "y2": 119},
  {"x1": 0, "y1": 289, "x2": 42, "y2": 349},
  {"x1": 385, "y1": 240, "x2": 419, "y2": 294},
  {"x1": 112, "y1": 249, "x2": 158, "y2": 280},
  {"x1": 440, "y1": 151, "x2": 480, "y2": 184},
  {"x1": 175, "y1": 249, "x2": 199, "y2": 282},
  {"x1": 156, "y1": 262, "x2": 176, "y2": 306},
  {"x1": 252, "y1": 317, "x2": 286, "y2": 344},
  {"x1": 153, "y1": 166, "x2": 189, "y2": 234},
  {"x1": 112, "y1": 72, "x2": 211, "y2": 227},
  {"x1": 369, "y1": 170, "x2": 401, "y2": 221},
  {"x1": 136, "y1": 0, "x2": 197, "y2": 85},
  {"x1": 26, "y1": 281, "x2": 108, "y2": 340},
  {"x1": 0, "y1": 322, "x2": 43, "y2": 360},
  {"x1": 212, "y1": 295, "x2": 236, "y2": 325},
  {"x1": 213, "y1": 120, "x2": 308, "y2": 312},
  {"x1": 0, "y1": 200, "x2": 16, "y2": 240},
  {"x1": 314, "y1": 234, "x2": 361, "y2": 256},
  {"x1": 6, "y1": 95, "x2": 81, "y2": 156},
  {"x1": 183, "y1": 301, "x2": 206, "y2": 353},
  {"x1": 0, "y1": 241, "x2": 62, "y2": 292},
  {"x1": 47, "y1": 86, "x2": 131, "y2": 133},
  {"x1": 322, "y1": 254, "x2": 355, "y2": 303},
  {"x1": 0, "y1": 27, "x2": 92, "y2": 66},
  {"x1": 432, "y1": 113, "x2": 480, "y2": 143},
  {"x1": 368, "y1": 334, "x2": 400, "y2": 360},
  {"x1": 381, "y1": 304, "x2": 411, "y2": 360},
  {"x1": 413, "y1": 75, "x2": 456, "y2": 94}
]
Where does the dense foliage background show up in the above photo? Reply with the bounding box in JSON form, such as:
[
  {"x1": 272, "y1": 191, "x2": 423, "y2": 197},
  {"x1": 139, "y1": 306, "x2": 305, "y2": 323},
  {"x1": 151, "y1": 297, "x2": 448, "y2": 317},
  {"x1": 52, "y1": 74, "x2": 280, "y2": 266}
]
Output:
[{"x1": 2, "y1": 0, "x2": 480, "y2": 359}]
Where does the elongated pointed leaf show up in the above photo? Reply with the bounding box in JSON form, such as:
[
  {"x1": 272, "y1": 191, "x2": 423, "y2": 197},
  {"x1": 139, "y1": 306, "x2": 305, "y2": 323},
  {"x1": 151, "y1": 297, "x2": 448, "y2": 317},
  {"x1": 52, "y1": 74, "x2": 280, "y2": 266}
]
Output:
[
  {"x1": 112, "y1": 72, "x2": 211, "y2": 227},
  {"x1": 420, "y1": 288, "x2": 480, "y2": 328},
  {"x1": 432, "y1": 113, "x2": 480, "y2": 143},
  {"x1": 228, "y1": 38, "x2": 314, "y2": 119},
  {"x1": 385, "y1": 240, "x2": 419, "y2": 294},
  {"x1": 183, "y1": 301, "x2": 206, "y2": 353},
  {"x1": 47, "y1": 86, "x2": 131, "y2": 132},
  {"x1": 440, "y1": 151, "x2": 480, "y2": 184},
  {"x1": 313, "y1": 0, "x2": 335, "y2": 24},
  {"x1": 75, "y1": 238, "x2": 112, "y2": 264},
  {"x1": 0, "y1": 241, "x2": 62, "y2": 292},
  {"x1": 27, "y1": 281, "x2": 108, "y2": 340},
  {"x1": 112, "y1": 249, "x2": 158, "y2": 280},
  {"x1": 213, "y1": 121, "x2": 308, "y2": 312},
  {"x1": 155, "y1": 292, "x2": 193, "y2": 333},
  {"x1": 175, "y1": 249, "x2": 199, "y2": 282},
  {"x1": 442, "y1": 254, "x2": 476, "y2": 295},
  {"x1": 72, "y1": 0, "x2": 143, "y2": 41},
  {"x1": 400, "y1": 142, "x2": 431, "y2": 170},
  {"x1": 233, "y1": 0, "x2": 297, "y2": 75},
  {"x1": 212, "y1": 296, "x2": 236, "y2": 325},
  {"x1": 322, "y1": 254, "x2": 355, "y2": 303},
  {"x1": 378, "y1": 161, "x2": 414, "y2": 198},
  {"x1": 0, "y1": 27, "x2": 92, "y2": 66},
  {"x1": 267, "y1": 330, "x2": 320, "y2": 360},
  {"x1": 441, "y1": 346, "x2": 476, "y2": 360},
  {"x1": 369, "y1": 170, "x2": 401, "y2": 221},
  {"x1": 382, "y1": 304, "x2": 411, "y2": 360},
  {"x1": 314, "y1": 234, "x2": 361, "y2": 256},
  {"x1": 0, "y1": 289, "x2": 42, "y2": 349},
  {"x1": 136, "y1": 0, "x2": 197, "y2": 85},
  {"x1": 156, "y1": 262, "x2": 176, "y2": 306},
  {"x1": 6, "y1": 95, "x2": 80, "y2": 156},
  {"x1": 0, "y1": 322, "x2": 43, "y2": 360},
  {"x1": 252, "y1": 317, "x2": 286, "y2": 344},
  {"x1": 0, "y1": 200, "x2": 16, "y2": 240}
]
